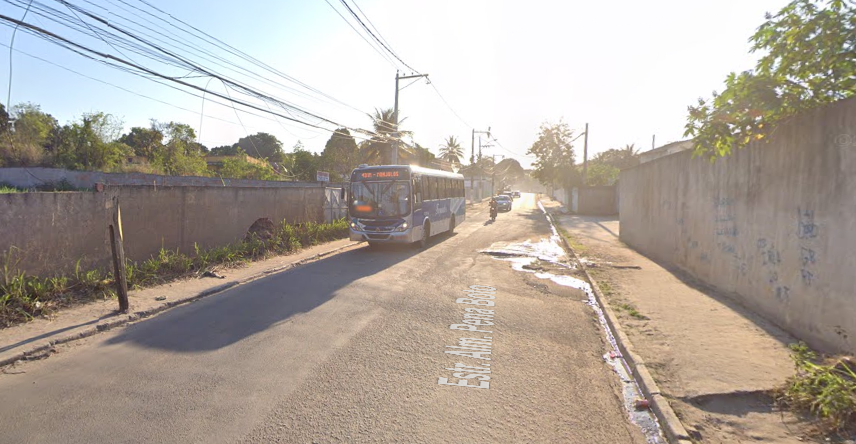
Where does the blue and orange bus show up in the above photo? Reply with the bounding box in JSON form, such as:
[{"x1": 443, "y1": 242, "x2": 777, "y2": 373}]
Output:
[{"x1": 348, "y1": 164, "x2": 466, "y2": 247}]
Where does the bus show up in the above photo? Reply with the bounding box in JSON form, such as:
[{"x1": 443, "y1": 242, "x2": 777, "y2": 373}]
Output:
[{"x1": 348, "y1": 164, "x2": 466, "y2": 248}]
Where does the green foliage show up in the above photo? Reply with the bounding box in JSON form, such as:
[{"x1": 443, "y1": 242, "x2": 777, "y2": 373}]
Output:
[
  {"x1": 0, "y1": 103, "x2": 9, "y2": 133},
  {"x1": 584, "y1": 162, "x2": 621, "y2": 186},
  {"x1": 439, "y1": 136, "x2": 464, "y2": 165},
  {"x1": 527, "y1": 120, "x2": 581, "y2": 192},
  {"x1": 777, "y1": 342, "x2": 856, "y2": 433},
  {"x1": 321, "y1": 128, "x2": 360, "y2": 181},
  {"x1": 49, "y1": 112, "x2": 131, "y2": 170},
  {"x1": 686, "y1": 0, "x2": 856, "y2": 158},
  {"x1": 217, "y1": 148, "x2": 280, "y2": 180},
  {"x1": 12, "y1": 103, "x2": 57, "y2": 148},
  {"x1": 148, "y1": 121, "x2": 208, "y2": 176},
  {"x1": 361, "y1": 108, "x2": 412, "y2": 165},
  {"x1": 409, "y1": 143, "x2": 436, "y2": 167},
  {"x1": 235, "y1": 132, "x2": 284, "y2": 162},
  {"x1": 283, "y1": 142, "x2": 321, "y2": 181},
  {"x1": 119, "y1": 126, "x2": 164, "y2": 157}
]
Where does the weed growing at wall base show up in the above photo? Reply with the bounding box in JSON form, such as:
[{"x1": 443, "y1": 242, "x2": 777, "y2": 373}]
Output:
[
  {"x1": 0, "y1": 219, "x2": 350, "y2": 328},
  {"x1": 776, "y1": 342, "x2": 856, "y2": 435}
]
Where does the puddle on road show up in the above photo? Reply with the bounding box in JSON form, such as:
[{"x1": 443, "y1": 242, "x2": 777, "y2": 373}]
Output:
[{"x1": 477, "y1": 202, "x2": 664, "y2": 444}]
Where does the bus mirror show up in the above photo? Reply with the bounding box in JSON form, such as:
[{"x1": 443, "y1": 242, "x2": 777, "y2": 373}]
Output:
[{"x1": 340, "y1": 187, "x2": 346, "y2": 200}]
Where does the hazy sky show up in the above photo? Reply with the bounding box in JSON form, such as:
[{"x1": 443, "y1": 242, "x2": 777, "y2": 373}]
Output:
[{"x1": 0, "y1": 0, "x2": 790, "y2": 168}]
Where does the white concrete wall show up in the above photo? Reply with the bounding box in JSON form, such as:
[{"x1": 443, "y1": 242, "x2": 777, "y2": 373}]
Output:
[{"x1": 620, "y1": 97, "x2": 856, "y2": 354}]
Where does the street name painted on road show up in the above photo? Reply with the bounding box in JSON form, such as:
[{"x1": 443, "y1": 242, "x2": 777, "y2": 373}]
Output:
[{"x1": 437, "y1": 285, "x2": 497, "y2": 390}]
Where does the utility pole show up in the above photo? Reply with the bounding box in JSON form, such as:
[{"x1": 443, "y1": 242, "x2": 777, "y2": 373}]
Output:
[
  {"x1": 392, "y1": 71, "x2": 429, "y2": 165},
  {"x1": 470, "y1": 127, "x2": 491, "y2": 194},
  {"x1": 582, "y1": 123, "x2": 589, "y2": 186},
  {"x1": 489, "y1": 154, "x2": 504, "y2": 196},
  {"x1": 652, "y1": 134, "x2": 656, "y2": 150}
]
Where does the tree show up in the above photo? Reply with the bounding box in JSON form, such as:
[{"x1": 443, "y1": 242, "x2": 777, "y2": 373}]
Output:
[
  {"x1": 217, "y1": 147, "x2": 279, "y2": 180},
  {"x1": 409, "y1": 143, "x2": 436, "y2": 167},
  {"x1": 686, "y1": 0, "x2": 856, "y2": 158},
  {"x1": 0, "y1": 103, "x2": 9, "y2": 134},
  {"x1": 235, "y1": 132, "x2": 284, "y2": 162},
  {"x1": 150, "y1": 121, "x2": 208, "y2": 176},
  {"x1": 119, "y1": 126, "x2": 164, "y2": 158},
  {"x1": 12, "y1": 103, "x2": 57, "y2": 148},
  {"x1": 584, "y1": 162, "x2": 621, "y2": 186},
  {"x1": 209, "y1": 144, "x2": 238, "y2": 156},
  {"x1": 527, "y1": 121, "x2": 581, "y2": 193},
  {"x1": 50, "y1": 113, "x2": 131, "y2": 170},
  {"x1": 361, "y1": 108, "x2": 412, "y2": 165},
  {"x1": 321, "y1": 128, "x2": 360, "y2": 181},
  {"x1": 439, "y1": 136, "x2": 463, "y2": 165},
  {"x1": 593, "y1": 144, "x2": 641, "y2": 170},
  {"x1": 283, "y1": 142, "x2": 320, "y2": 181}
]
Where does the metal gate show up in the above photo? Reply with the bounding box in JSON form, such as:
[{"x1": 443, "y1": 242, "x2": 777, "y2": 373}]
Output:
[{"x1": 324, "y1": 186, "x2": 348, "y2": 222}]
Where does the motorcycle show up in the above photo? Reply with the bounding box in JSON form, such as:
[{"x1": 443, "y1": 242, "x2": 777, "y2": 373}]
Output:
[{"x1": 489, "y1": 206, "x2": 497, "y2": 221}]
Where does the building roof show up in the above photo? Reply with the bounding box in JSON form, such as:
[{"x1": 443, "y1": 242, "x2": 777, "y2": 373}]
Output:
[{"x1": 639, "y1": 140, "x2": 694, "y2": 163}]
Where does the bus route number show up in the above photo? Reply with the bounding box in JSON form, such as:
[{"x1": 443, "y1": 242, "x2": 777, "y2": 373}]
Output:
[{"x1": 361, "y1": 171, "x2": 400, "y2": 179}]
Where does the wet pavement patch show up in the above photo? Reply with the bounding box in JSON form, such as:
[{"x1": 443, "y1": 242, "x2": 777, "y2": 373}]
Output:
[{"x1": 477, "y1": 202, "x2": 666, "y2": 444}]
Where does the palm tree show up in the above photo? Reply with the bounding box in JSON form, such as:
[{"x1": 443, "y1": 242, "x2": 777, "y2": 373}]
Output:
[
  {"x1": 439, "y1": 136, "x2": 463, "y2": 165},
  {"x1": 360, "y1": 108, "x2": 412, "y2": 165}
]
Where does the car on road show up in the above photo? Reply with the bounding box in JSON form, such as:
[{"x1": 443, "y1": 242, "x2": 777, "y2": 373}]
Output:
[
  {"x1": 500, "y1": 191, "x2": 514, "y2": 200},
  {"x1": 493, "y1": 195, "x2": 512, "y2": 212},
  {"x1": 512, "y1": 190, "x2": 521, "y2": 198}
]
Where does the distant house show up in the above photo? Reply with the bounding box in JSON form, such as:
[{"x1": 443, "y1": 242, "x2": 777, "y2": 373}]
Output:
[{"x1": 639, "y1": 140, "x2": 694, "y2": 164}]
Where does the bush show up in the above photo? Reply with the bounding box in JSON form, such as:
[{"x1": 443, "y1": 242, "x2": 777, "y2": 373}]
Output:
[{"x1": 776, "y1": 342, "x2": 856, "y2": 434}]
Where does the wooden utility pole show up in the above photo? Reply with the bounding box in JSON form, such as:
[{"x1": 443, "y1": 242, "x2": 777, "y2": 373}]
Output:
[{"x1": 109, "y1": 196, "x2": 129, "y2": 312}]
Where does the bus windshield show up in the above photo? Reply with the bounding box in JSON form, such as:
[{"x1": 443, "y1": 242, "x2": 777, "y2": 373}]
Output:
[{"x1": 350, "y1": 181, "x2": 411, "y2": 218}]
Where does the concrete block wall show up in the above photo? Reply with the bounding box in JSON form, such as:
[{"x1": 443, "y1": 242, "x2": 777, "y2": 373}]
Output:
[
  {"x1": 0, "y1": 185, "x2": 324, "y2": 277},
  {"x1": 619, "y1": 97, "x2": 856, "y2": 353}
]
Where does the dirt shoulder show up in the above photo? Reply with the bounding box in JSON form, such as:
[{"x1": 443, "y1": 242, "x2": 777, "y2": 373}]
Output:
[
  {"x1": 0, "y1": 238, "x2": 360, "y2": 367},
  {"x1": 541, "y1": 199, "x2": 824, "y2": 443}
]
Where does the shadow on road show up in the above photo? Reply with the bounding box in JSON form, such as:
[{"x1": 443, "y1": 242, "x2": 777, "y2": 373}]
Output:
[{"x1": 104, "y1": 237, "x2": 450, "y2": 353}]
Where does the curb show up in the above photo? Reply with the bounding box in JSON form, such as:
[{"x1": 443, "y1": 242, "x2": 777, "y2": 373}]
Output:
[
  {"x1": 0, "y1": 241, "x2": 361, "y2": 369},
  {"x1": 543, "y1": 208, "x2": 693, "y2": 444}
]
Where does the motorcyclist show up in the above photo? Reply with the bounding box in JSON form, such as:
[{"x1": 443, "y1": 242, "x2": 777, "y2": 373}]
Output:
[{"x1": 489, "y1": 197, "x2": 498, "y2": 219}]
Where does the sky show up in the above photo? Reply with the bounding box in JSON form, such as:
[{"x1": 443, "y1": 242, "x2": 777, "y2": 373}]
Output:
[{"x1": 0, "y1": 0, "x2": 791, "y2": 169}]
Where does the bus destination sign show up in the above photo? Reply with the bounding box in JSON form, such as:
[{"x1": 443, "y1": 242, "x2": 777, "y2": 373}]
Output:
[{"x1": 355, "y1": 169, "x2": 409, "y2": 180}]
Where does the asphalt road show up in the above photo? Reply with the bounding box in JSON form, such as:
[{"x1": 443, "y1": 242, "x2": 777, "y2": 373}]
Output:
[{"x1": 0, "y1": 194, "x2": 646, "y2": 444}]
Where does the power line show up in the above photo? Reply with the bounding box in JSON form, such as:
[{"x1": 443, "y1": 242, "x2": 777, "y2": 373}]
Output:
[
  {"x1": 5, "y1": 0, "x2": 374, "y2": 131},
  {"x1": 0, "y1": 9, "x2": 384, "y2": 141},
  {"x1": 338, "y1": 0, "x2": 417, "y2": 73},
  {"x1": 0, "y1": 40, "x2": 287, "y2": 135},
  {"x1": 321, "y1": 0, "x2": 398, "y2": 69},
  {"x1": 428, "y1": 81, "x2": 470, "y2": 128}
]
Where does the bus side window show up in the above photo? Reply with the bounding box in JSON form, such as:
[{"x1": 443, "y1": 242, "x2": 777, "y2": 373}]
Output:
[{"x1": 413, "y1": 178, "x2": 422, "y2": 204}]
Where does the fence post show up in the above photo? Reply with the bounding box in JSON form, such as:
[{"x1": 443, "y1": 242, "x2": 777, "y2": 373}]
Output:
[{"x1": 109, "y1": 196, "x2": 130, "y2": 312}]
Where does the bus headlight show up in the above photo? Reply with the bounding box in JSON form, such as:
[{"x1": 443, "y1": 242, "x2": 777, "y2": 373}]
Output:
[
  {"x1": 350, "y1": 221, "x2": 358, "y2": 229},
  {"x1": 395, "y1": 222, "x2": 408, "y2": 232}
]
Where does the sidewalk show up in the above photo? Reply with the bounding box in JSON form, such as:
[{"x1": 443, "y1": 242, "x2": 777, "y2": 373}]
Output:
[
  {"x1": 540, "y1": 199, "x2": 812, "y2": 444},
  {"x1": 0, "y1": 238, "x2": 360, "y2": 368}
]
